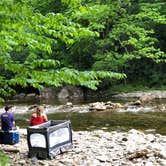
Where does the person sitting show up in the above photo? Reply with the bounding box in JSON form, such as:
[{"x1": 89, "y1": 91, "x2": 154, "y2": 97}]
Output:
[
  {"x1": 0, "y1": 106, "x2": 15, "y2": 131},
  {"x1": 30, "y1": 105, "x2": 48, "y2": 126}
]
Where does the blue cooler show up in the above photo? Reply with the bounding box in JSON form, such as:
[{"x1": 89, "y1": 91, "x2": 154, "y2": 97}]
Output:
[{"x1": 0, "y1": 130, "x2": 19, "y2": 145}]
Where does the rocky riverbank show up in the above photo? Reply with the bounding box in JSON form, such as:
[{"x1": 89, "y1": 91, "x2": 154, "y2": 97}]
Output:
[
  {"x1": 112, "y1": 90, "x2": 166, "y2": 99},
  {"x1": 1, "y1": 99, "x2": 166, "y2": 115},
  {"x1": 0, "y1": 90, "x2": 166, "y2": 114},
  {"x1": 1, "y1": 129, "x2": 166, "y2": 166}
]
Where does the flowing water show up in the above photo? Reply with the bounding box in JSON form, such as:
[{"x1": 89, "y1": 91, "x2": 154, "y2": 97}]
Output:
[
  {"x1": 16, "y1": 111, "x2": 166, "y2": 135},
  {"x1": 7, "y1": 97, "x2": 165, "y2": 135}
]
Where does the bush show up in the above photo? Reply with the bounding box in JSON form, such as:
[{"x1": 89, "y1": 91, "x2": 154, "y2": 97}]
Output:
[{"x1": 0, "y1": 150, "x2": 10, "y2": 166}]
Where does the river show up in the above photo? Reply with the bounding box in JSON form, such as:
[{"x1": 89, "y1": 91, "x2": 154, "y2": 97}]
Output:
[{"x1": 1, "y1": 95, "x2": 164, "y2": 135}]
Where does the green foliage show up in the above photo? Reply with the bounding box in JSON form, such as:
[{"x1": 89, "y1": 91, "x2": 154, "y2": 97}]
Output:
[
  {"x1": 73, "y1": 0, "x2": 166, "y2": 70},
  {"x1": 0, "y1": 150, "x2": 10, "y2": 166},
  {"x1": 73, "y1": 5, "x2": 111, "y2": 31},
  {"x1": 61, "y1": 0, "x2": 81, "y2": 7},
  {"x1": 0, "y1": 0, "x2": 165, "y2": 101},
  {"x1": 69, "y1": 0, "x2": 166, "y2": 88},
  {"x1": 124, "y1": 57, "x2": 166, "y2": 87},
  {"x1": 0, "y1": 0, "x2": 126, "y2": 102}
]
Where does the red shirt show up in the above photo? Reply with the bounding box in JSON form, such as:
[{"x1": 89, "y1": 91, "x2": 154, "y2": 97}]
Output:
[{"x1": 30, "y1": 115, "x2": 47, "y2": 126}]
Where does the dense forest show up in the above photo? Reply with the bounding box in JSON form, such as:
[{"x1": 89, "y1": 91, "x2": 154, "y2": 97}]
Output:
[{"x1": 0, "y1": 0, "x2": 165, "y2": 102}]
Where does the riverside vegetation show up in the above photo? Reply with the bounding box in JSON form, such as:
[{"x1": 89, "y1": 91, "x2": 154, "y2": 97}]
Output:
[{"x1": 0, "y1": 0, "x2": 166, "y2": 165}]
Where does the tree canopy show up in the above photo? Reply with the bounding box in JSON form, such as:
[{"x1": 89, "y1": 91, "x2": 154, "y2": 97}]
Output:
[{"x1": 0, "y1": 0, "x2": 165, "y2": 102}]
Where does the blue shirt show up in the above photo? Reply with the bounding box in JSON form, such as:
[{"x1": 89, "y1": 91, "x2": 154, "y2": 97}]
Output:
[{"x1": 0, "y1": 112, "x2": 15, "y2": 131}]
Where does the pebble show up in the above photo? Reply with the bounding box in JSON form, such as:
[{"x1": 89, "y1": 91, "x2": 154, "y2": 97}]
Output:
[{"x1": 0, "y1": 129, "x2": 166, "y2": 166}]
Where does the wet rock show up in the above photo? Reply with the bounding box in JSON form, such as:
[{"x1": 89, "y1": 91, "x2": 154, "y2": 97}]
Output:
[
  {"x1": 89, "y1": 102, "x2": 107, "y2": 111},
  {"x1": 113, "y1": 103, "x2": 124, "y2": 108},
  {"x1": 130, "y1": 100, "x2": 142, "y2": 106},
  {"x1": 89, "y1": 101, "x2": 123, "y2": 111},
  {"x1": 28, "y1": 105, "x2": 37, "y2": 110},
  {"x1": 66, "y1": 102, "x2": 73, "y2": 107},
  {"x1": 140, "y1": 94, "x2": 155, "y2": 103}
]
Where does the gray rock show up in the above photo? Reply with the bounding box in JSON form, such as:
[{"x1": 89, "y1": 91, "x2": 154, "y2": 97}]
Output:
[{"x1": 2, "y1": 129, "x2": 166, "y2": 166}]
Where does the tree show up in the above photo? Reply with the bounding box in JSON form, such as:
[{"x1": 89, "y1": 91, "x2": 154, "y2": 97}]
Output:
[
  {"x1": 69, "y1": 0, "x2": 166, "y2": 87},
  {"x1": 0, "y1": 0, "x2": 125, "y2": 102}
]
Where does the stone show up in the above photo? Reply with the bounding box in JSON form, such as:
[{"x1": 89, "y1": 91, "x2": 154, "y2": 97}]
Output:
[
  {"x1": 18, "y1": 160, "x2": 26, "y2": 164},
  {"x1": 144, "y1": 129, "x2": 156, "y2": 134},
  {"x1": 140, "y1": 94, "x2": 155, "y2": 103},
  {"x1": 3, "y1": 128, "x2": 166, "y2": 166}
]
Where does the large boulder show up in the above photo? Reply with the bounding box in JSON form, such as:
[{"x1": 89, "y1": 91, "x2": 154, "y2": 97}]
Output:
[
  {"x1": 40, "y1": 87, "x2": 56, "y2": 99},
  {"x1": 57, "y1": 86, "x2": 84, "y2": 100}
]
